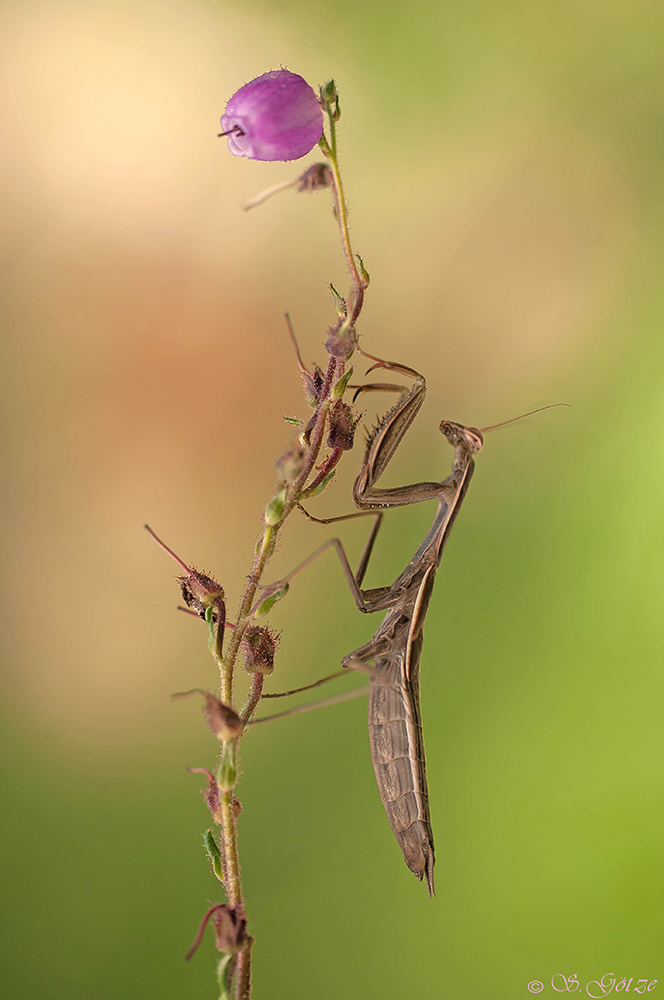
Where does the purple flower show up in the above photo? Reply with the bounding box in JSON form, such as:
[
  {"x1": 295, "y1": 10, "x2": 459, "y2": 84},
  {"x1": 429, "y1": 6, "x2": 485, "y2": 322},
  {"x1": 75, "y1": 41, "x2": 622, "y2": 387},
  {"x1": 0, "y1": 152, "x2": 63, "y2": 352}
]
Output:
[{"x1": 220, "y1": 70, "x2": 323, "y2": 162}]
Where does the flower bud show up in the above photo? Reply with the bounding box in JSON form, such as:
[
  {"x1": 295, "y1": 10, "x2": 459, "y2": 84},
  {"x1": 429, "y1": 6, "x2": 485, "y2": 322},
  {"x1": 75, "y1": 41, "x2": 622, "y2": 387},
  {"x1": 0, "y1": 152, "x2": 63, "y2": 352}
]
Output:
[
  {"x1": 177, "y1": 571, "x2": 226, "y2": 659},
  {"x1": 185, "y1": 903, "x2": 250, "y2": 962},
  {"x1": 264, "y1": 486, "x2": 288, "y2": 526},
  {"x1": 319, "y1": 79, "x2": 340, "y2": 121},
  {"x1": 188, "y1": 767, "x2": 223, "y2": 825},
  {"x1": 173, "y1": 689, "x2": 244, "y2": 741},
  {"x1": 212, "y1": 905, "x2": 249, "y2": 955},
  {"x1": 220, "y1": 70, "x2": 324, "y2": 162},
  {"x1": 179, "y1": 569, "x2": 224, "y2": 613},
  {"x1": 144, "y1": 526, "x2": 226, "y2": 629},
  {"x1": 302, "y1": 362, "x2": 325, "y2": 408},
  {"x1": 296, "y1": 162, "x2": 332, "y2": 192},
  {"x1": 327, "y1": 400, "x2": 360, "y2": 451},
  {"x1": 275, "y1": 441, "x2": 306, "y2": 483},
  {"x1": 332, "y1": 367, "x2": 354, "y2": 400},
  {"x1": 204, "y1": 695, "x2": 243, "y2": 741},
  {"x1": 326, "y1": 319, "x2": 357, "y2": 360},
  {"x1": 242, "y1": 625, "x2": 279, "y2": 676},
  {"x1": 329, "y1": 283, "x2": 347, "y2": 319}
]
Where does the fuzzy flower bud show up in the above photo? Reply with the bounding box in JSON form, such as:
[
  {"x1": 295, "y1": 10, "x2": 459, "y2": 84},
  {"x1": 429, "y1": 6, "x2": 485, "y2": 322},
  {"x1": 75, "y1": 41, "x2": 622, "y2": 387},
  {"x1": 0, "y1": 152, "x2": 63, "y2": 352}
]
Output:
[
  {"x1": 326, "y1": 318, "x2": 357, "y2": 360},
  {"x1": 179, "y1": 569, "x2": 224, "y2": 620},
  {"x1": 188, "y1": 768, "x2": 223, "y2": 826},
  {"x1": 212, "y1": 905, "x2": 249, "y2": 955},
  {"x1": 302, "y1": 362, "x2": 325, "y2": 409},
  {"x1": 220, "y1": 70, "x2": 324, "y2": 162},
  {"x1": 201, "y1": 694, "x2": 244, "y2": 741},
  {"x1": 327, "y1": 400, "x2": 360, "y2": 451},
  {"x1": 275, "y1": 440, "x2": 306, "y2": 483},
  {"x1": 172, "y1": 689, "x2": 244, "y2": 741},
  {"x1": 296, "y1": 162, "x2": 332, "y2": 192},
  {"x1": 264, "y1": 485, "x2": 288, "y2": 526},
  {"x1": 242, "y1": 625, "x2": 279, "y2": 676},
  {"x1": 185, "y1": 903, "x2": 249, "y2": 962},
  {"x1": 143, "y1": 526, "x2": 226, "y2": 627}
]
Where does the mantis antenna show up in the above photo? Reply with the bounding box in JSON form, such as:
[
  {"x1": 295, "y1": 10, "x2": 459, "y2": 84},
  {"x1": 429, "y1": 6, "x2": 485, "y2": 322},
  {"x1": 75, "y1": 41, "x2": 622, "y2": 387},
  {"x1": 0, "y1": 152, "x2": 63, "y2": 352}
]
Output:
[{"x1": 480, "y1": 402, "x2": 571, "y2": 433}]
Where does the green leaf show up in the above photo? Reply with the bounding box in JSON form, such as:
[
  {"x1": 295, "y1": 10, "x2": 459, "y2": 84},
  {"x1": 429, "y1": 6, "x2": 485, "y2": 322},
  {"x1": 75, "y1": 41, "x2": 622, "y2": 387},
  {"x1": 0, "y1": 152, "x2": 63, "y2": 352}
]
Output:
[
  {"x1": 203, "y1": 829, "x2": 224, "y2": 883},
  {"x1": 252, "y1": 585, "x2": 289, "y2": 619},
  {"x1": 356, "y1": 253, "x2": 370, "y2": 286},
  {"x1": 329, "y1": 283, "x2": 347, "y2": 318},
  {"x1": 332, "y1": 367, "x2": 354, "y2": 400}
]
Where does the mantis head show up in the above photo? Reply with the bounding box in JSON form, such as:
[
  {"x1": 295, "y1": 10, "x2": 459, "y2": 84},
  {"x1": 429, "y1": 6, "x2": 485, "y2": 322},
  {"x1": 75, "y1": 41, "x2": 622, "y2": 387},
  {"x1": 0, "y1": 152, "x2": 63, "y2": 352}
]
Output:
[
  {"x1": 440, "y1": 403, "x2": 569, "y2": 455},
  {"x1": 439, "y1": 420, "x2": 484, "y2": 453}
]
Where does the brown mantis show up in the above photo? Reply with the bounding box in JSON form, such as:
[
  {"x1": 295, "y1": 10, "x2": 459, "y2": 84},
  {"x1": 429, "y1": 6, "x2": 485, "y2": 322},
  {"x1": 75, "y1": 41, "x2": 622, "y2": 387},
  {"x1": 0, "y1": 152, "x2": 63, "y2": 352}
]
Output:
[
  {"x1": 256, "y1": 355, "x2": 563, "y2": 896},
  {"x1": 255, "y1": 357, "x2": 485, "y2": 897}
]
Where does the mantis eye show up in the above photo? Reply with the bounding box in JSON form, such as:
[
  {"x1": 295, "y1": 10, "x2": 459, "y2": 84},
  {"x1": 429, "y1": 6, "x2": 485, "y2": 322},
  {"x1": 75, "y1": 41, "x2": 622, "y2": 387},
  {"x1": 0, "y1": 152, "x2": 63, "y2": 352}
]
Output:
[{"x1": 465, "y1": 427, "x2": 484, "y2": 452}]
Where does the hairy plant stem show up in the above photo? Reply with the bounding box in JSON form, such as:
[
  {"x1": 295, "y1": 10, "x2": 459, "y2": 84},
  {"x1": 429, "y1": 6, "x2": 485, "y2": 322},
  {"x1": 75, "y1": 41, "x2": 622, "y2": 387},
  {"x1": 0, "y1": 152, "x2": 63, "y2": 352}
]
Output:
[
  {"x1": 209, "y1": 108, "x2": 365, "y2": 1000},
  {"x1": 324, "y1": 116, "x2": 366, "y2": 323},
  {"x1": 242, "y1": 672, "x2": 265, "y2": 723},
  {"x1": 220, "y1": 788, "x2": 241, "y2": 905},
  {"x1": 234, "y1": 941, "x2": 254, "y2": 1000}
]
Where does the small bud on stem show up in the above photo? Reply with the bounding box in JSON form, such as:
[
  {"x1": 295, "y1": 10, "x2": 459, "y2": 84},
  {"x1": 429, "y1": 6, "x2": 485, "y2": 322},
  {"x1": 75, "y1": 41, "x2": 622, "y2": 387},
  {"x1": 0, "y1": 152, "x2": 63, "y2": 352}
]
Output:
[
  {"x1": 242, "y1": 625, "x2": 279, "y2": 676},
  {"x1": 145, "y1": 525, "x2": 227, "y2": 655},
  {"x1": 325, "y1": 318, "x2": 357, "y2": 359},
  {"x1": 172, "y1": 690, "x2": 244, "y2": 742},
  {"x1": 186, "y1": 903, "x2": 250, "y2": 961},
  {"x1": 275, "y1": 440, "x2": 306, "y2": 483},
  {"x1": 188, "y1": 768, "x2": 223, "y2": 825},
  {"x1": 263, "y1": 486, "x2": 288, "y2": 526},
  {"x1": 327, "y1": 400, "x2": 360, "y2": 451}
]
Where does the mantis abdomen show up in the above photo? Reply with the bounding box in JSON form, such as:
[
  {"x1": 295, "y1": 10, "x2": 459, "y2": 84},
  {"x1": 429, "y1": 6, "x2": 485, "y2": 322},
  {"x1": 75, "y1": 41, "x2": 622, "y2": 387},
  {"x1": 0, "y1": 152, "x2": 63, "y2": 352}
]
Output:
[{"x1": 368, "y1": 636, "x2": 435, "y2": 896}]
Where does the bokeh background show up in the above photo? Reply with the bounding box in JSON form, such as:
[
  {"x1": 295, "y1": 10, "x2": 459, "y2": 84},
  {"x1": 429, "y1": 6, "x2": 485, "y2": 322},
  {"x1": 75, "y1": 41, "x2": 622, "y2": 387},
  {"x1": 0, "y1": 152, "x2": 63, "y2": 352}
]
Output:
[{"x1": 1, "y1": 0, "x2": 663, "y2": 997}]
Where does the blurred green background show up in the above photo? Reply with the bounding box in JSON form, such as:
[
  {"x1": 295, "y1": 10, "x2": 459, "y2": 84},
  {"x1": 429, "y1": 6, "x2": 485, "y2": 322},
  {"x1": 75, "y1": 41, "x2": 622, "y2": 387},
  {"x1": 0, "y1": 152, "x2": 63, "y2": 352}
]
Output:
[{"x1": 1, "y1": 0, "x2": 663, "y2": 996}]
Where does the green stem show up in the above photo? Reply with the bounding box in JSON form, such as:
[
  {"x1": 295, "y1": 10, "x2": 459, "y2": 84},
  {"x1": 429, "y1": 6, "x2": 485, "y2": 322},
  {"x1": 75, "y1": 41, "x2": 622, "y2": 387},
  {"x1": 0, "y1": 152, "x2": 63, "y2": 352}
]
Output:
[
  {"x1": 216, "y1": 954, "x2": 233, "y2": 1000},
  {"x1": 322, "y1": 124, "x2": 365, "y2": 314},
  {"x1": 220, "y1": 790, "x2": 241, "y2": 907},
  {"x1": 234, "y1": 940, "x2": 253, "y2": 1000}
]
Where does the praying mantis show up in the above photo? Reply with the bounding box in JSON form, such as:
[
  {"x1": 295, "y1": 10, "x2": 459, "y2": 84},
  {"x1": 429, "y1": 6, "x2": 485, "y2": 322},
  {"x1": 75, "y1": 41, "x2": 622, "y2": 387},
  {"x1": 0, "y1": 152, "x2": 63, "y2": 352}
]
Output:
[
  {"x1": 259, "y1": 355, "x2": 561, "y2": 895},
  {"x1": 259, "y1": 356, "x2": 486, "y2": 897}
]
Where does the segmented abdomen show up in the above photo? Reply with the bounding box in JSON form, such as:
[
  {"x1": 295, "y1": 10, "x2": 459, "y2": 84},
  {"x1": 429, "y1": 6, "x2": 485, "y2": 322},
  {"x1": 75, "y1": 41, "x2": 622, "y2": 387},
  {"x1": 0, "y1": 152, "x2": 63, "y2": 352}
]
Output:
[{"x1": 368, "y1": 641, "x2": 435, "y2": 895}]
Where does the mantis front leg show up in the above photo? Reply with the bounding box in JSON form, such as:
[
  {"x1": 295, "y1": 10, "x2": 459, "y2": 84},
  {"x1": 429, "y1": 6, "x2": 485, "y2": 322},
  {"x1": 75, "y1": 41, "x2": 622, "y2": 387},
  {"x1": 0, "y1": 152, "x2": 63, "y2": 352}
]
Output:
[{"x1": 351, "y1": 359, "x2": 448, "y2": 510}]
